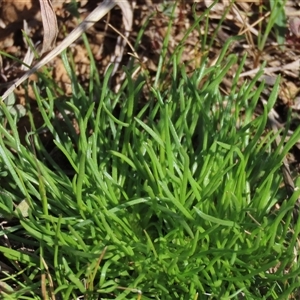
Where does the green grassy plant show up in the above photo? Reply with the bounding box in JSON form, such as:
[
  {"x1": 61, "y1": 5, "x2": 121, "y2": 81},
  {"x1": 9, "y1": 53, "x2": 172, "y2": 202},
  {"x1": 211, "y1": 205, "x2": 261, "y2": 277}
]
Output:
[
  {"x1": 0, "y1": 3, "x2": 300, "y2": 300},
  {"x1": 257, "y1": 0, "x2": 287, "y2": 51}
]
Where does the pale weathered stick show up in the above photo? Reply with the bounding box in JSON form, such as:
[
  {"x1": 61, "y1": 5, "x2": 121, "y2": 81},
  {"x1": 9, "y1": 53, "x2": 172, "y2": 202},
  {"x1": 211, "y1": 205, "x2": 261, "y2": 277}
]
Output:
[
  {"x1": 0, "y1": 0, "x2": 117, "y2": 102},
  {"x1": 239, "y1": 59, "x2": 300, "y2": 78}
]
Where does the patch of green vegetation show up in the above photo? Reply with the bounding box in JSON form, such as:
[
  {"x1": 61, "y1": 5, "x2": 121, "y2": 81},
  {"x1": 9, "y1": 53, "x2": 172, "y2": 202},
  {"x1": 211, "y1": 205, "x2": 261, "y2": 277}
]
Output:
[{"x1": 0, "y1": 2, "x2": 300, "y2": 299}]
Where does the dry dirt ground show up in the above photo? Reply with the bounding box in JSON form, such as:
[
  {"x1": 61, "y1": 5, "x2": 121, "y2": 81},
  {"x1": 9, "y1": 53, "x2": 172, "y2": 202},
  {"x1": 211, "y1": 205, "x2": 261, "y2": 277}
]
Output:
[{"x1": 1, "y1": 0, "x2": 300, "y2": 179}]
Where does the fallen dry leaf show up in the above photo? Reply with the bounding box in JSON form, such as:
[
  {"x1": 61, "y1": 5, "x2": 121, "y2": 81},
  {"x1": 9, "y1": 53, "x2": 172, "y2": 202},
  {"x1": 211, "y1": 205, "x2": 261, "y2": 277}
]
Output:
[
  {"x1": 289, "y1": 17, "x2": 300, "y2": 37},
  {"x1": 39, "y1": 0, "x2": 58, "y2": 54}
]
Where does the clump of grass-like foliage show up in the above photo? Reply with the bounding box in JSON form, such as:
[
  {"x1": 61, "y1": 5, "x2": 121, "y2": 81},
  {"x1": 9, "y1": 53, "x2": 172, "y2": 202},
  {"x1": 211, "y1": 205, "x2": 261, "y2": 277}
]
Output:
[{"x1": 1, "y1": 5, "x2": 300, "y2": 300}]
